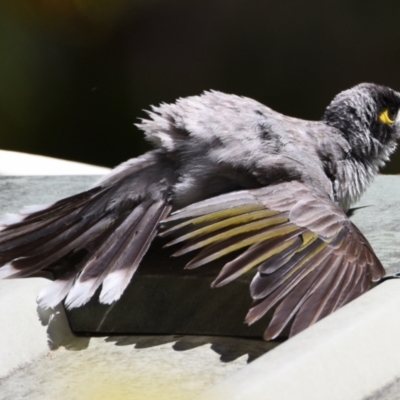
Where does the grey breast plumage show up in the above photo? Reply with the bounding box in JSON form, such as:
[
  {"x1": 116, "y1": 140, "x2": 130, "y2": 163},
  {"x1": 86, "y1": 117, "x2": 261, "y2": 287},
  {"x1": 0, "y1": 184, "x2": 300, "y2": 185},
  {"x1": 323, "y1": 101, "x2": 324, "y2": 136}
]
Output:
[{"x1": 0, "y1": 83, "x2": 399, "y2": 340}]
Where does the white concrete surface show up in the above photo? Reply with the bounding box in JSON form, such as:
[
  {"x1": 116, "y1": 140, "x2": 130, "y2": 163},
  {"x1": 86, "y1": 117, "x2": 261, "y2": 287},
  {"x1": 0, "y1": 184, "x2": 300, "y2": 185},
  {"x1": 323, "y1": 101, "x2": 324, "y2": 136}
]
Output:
[
  {"x1": 0, "y1": 278, "x2": 51, "y2": 378},
  {"x1": 195, "y1": 280, "x2": 400, "y2": 400},
  {"x1": 0, "y1": 333, "x2": 272, "y2": 400},
  {"x1": 3, "y1": 278, "x2": 400, "y2": 400},
  {"x1": 0, "y1": 150, "x2": 110, "y2": 175},
  {"x1": 0, "y1": 277, "x2": 275, "y2": 399}
]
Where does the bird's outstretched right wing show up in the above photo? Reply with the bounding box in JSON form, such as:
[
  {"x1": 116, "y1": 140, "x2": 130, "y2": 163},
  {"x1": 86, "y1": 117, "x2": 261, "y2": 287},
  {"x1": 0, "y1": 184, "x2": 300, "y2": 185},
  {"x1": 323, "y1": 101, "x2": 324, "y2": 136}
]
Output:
[{"x1": 160, "y1": 180, "x2": 385, "y2": 339}]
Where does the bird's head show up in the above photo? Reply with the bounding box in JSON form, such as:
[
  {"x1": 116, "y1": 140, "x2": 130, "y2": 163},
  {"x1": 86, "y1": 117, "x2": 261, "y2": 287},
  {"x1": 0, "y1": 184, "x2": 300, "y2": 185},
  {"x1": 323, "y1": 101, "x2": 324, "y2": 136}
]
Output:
[{"x1": 322, "y1": 83, "x2": 400, "y2": 166}]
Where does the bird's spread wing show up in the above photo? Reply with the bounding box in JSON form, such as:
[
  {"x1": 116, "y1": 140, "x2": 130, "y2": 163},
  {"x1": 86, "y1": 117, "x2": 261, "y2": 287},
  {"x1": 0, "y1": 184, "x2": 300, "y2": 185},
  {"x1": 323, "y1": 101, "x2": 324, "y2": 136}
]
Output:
[
  {"x1": 0, "y1": 151, "x2": 174, "y2": 309},
  {"x1": 161, "y1": 180, "x2": 385, "y2": 339}
]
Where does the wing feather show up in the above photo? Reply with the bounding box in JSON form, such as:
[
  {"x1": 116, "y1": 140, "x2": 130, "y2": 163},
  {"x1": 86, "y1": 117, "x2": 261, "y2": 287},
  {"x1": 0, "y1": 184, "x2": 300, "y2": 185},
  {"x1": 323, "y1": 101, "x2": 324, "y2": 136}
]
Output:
[
  {"x1": 0, "y1": 150, "x2": 175, "y2": 308},
  {"x1": 162, "y1": 180, "x2": 385, "y2": 339},
  {"x1": 99, "y1": 201, "x2": 171, "y2": 304},
  {"x1": 263, "y1": 254, "x2": 339, "y2": 339}
]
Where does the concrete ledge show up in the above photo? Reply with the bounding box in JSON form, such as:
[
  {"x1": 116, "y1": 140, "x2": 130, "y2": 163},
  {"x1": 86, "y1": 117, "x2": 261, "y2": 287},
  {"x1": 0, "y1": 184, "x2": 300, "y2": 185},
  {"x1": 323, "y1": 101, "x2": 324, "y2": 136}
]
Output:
[
  {"x1": 0, "y1": 277, "x2": 275, "y2": 399},
  {"x1": 195, "y1": 279, "x2": 400, "y2": 400},
  {"x1": 0, "y1": 150, "x2": 110, "y2": 175},
  {"x1": 0, "y1": 278, "x2": 50, "y2": 378}
]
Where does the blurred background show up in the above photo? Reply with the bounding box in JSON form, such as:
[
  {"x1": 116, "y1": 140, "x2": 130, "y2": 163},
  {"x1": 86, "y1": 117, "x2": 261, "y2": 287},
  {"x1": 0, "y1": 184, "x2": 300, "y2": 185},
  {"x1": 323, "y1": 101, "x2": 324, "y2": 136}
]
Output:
[{"x1": 1, "y1": 0, "x2": 400, "y2": 172}]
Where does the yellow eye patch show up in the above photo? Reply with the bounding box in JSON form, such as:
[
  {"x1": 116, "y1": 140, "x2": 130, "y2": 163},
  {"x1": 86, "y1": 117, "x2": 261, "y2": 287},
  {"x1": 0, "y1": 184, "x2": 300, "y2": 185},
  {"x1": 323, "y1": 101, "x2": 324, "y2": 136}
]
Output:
[{"x1": 379, "y1": 109, "x2": 396, "y2": 125}]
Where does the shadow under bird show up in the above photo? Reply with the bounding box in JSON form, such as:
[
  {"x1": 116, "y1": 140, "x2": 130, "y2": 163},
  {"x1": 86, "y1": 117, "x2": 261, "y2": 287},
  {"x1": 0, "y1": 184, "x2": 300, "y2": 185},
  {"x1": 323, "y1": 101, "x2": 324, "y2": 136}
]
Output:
[{"x1": 0, "y1": 83, "x2": 399, "y2": 340}]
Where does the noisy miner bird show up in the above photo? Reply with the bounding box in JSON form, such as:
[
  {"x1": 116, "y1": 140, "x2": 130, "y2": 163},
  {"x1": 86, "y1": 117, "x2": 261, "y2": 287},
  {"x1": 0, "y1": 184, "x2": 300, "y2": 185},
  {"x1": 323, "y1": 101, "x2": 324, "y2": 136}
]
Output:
[{"x1": 0, "y1": 83, "x2": 399, "y2": 340}]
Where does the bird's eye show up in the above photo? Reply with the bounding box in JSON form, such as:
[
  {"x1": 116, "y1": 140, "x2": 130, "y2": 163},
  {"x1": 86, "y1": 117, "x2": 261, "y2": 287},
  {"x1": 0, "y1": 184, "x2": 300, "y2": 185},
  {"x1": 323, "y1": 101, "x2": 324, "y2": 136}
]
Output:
[{"x1": 379, "y1": 108, "x2": 397, "y2": 125}]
